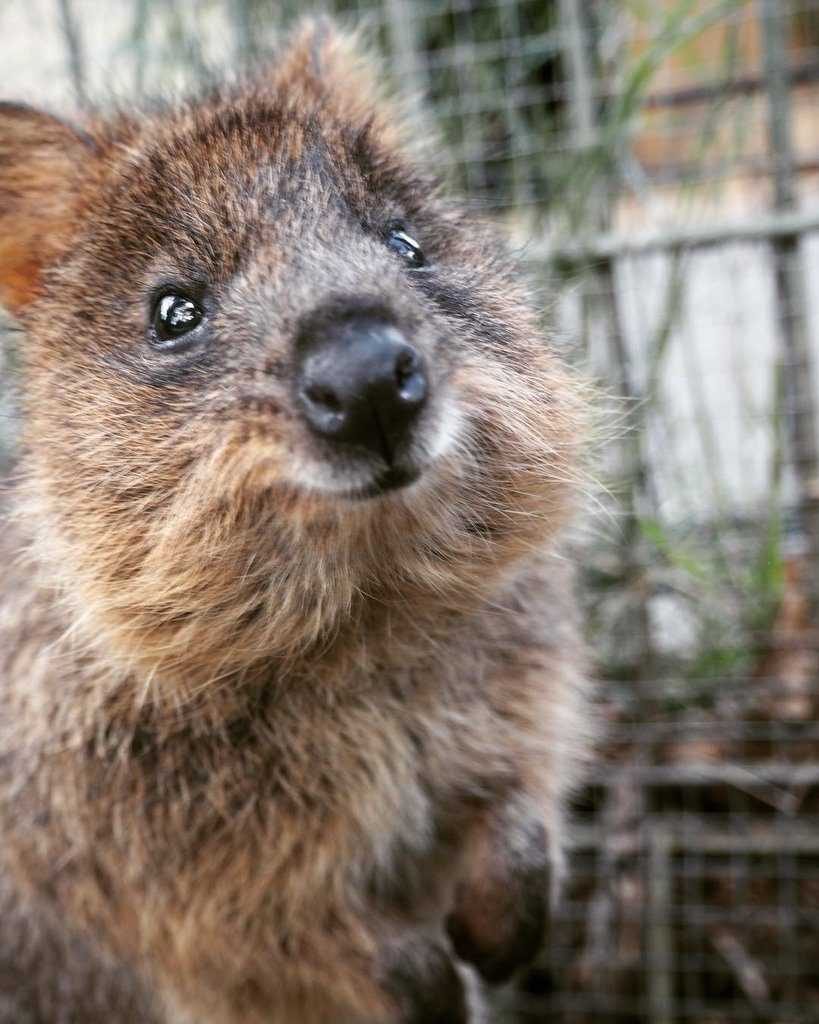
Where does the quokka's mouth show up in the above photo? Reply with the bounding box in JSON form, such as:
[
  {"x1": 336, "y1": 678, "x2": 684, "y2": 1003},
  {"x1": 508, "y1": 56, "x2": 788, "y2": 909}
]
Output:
[{"x1": 340, "y1": 464, "x2": 422, "y2": 501}]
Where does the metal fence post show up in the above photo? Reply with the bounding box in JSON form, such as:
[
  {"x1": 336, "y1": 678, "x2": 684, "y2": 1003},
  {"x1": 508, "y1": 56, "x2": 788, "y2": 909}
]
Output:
[
  {"x1": 647, "y1": 825, "x2": 674, "y2": 1024},
  {"x1": 56, "y1": 0, "x2": 88, "y2": 110},
  {"x1": 384, "y1": 0, "x2": 425, "y2": 102}
]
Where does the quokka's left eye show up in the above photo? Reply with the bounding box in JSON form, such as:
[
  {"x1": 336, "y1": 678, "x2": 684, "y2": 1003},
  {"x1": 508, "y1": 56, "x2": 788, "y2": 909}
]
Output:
[
  {"x1": 150, "y1": 292, "x2": 205, "y2": 350},
  {"x1": 386, "y1": 226, "x2": 426, "y2": 269}
]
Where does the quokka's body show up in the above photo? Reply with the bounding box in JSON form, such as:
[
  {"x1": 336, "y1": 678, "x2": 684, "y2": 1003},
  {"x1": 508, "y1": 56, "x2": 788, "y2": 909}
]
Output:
[{"x1": 0, "y1": 23, "x2": 589, "y2": 1024}]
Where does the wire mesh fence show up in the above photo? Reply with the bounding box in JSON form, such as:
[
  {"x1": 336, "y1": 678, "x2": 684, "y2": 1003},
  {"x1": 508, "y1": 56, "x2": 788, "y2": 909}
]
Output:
[
  {"x1": 1, "y1": 1, "x2": 819, "y2": 1021},
  {"x1": 507, "y1": 673, "x2": 819, "y2": 1022}
]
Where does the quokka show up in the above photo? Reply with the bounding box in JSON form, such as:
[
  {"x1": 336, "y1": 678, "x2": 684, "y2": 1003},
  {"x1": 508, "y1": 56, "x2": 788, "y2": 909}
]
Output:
[{"x1": 0, "y1": 21, "x2": 590, "y2": 1024}]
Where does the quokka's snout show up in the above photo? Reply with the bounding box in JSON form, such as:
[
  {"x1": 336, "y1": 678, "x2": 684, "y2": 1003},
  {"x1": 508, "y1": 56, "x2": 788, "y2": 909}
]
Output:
[
  {"x1": 295, "y1": 299, "x2": 432, "y2": 496},
  {"x1": 233, "y1": 211, "x2": 459, "y2": 499}
]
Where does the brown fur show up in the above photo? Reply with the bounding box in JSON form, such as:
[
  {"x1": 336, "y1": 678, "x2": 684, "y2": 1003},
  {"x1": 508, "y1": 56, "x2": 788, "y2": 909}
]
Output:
[{"x1": 0, "y1": 22, "x2": 590, "y2": 1024}]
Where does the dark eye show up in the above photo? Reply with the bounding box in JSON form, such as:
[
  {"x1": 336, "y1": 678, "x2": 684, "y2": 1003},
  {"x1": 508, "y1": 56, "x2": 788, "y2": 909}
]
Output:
[
  {"x1": 386, "y1": 226, "x2": 426, "y2": 269},
  {"x1": 151, "y1": 292, "x2": 204, "y2": 350}
]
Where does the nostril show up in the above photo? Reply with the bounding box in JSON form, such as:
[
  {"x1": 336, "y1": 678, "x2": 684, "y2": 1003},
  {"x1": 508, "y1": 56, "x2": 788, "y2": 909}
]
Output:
[
  {"x1": 395, "y1": 348, "x2": 419, "y2": 384},
  {"x1": 300, "y1": 378, "x2": 348, "y2": 438},
  {"x1": 394, "y1": 348, "x2": 427, "y2": 406},
  {"x1": 304, "y1": 382, "x2": 342, "y2": 413}
]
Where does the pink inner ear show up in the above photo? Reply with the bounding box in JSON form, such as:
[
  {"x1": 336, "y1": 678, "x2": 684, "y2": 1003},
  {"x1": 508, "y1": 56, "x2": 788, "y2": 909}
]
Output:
[
  {"x1": 0, "y1": 236, "x2": 45, "y2": 313},
  {"x1": 0, "y1": 205, "x2": 75, "y2": 314},
  {"x1": 0, "y1": 110, "x2": 89, "y2": 315}
]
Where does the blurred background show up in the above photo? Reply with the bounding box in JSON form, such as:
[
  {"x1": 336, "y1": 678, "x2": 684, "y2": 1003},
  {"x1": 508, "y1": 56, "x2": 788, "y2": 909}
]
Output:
[{"x1": 2, "y1": 0, "x2": 818, "y2": 1021}]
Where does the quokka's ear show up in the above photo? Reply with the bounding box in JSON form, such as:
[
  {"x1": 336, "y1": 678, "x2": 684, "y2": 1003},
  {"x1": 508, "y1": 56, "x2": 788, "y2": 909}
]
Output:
[
  {"x1": 269, "y1": 18, "x2": 390, "y2": 121},
  {"x1": 0, "y1": 103, "x2": 93, "y2": 315}
]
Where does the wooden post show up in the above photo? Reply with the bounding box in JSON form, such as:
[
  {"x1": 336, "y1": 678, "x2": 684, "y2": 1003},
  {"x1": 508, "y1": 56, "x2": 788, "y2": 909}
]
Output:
[
  {"x1": 559, "y1": 0, "x2": 655, "y2": 674},
  {"x1": 760, "y1": 0, "x2": 819, "y2": 613}
]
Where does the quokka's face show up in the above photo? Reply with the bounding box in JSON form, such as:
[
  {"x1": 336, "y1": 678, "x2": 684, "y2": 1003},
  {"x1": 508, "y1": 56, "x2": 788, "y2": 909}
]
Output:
[
  {"x1": 66, "y1": 89, "x2": 461, "y2": 503},
  {"x1": 1, "y1": 25, "x2": 582, "y2": 682}
]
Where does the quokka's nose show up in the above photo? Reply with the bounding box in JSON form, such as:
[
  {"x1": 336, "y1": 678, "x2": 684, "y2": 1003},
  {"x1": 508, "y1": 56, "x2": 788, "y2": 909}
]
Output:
[{"x1": 297, "y1": 317, "x2": 428, "y2": 461}]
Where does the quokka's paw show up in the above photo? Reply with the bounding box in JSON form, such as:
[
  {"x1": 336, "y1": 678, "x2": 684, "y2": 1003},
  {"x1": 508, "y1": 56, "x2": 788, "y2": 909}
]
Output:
[
  {"x1": 380, "y1": 938, "x2": 469, "y2": 1024},
  {"x1": 445, "y1": 804, "x2": 549, "y2": 985}
]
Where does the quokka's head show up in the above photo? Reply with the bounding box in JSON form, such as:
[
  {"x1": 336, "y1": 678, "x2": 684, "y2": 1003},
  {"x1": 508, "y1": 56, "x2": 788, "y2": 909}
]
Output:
[{"x1": 0, "y1": 22, "x2": 584, "y2": 691}]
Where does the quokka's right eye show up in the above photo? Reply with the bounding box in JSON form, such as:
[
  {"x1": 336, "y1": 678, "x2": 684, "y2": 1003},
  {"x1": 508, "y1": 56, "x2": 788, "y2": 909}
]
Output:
[
  {"x1": 150, "y1": 292, "x2": 205, "y2": 351},
  {"x1": 385, "y1": 223, "x2": 426, "y2": 269}
]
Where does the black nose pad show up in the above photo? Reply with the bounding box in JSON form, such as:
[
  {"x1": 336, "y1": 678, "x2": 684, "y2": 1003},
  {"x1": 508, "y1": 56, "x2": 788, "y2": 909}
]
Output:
[{"x1": 298, "y1": 318, "x2": 428, "y2": 462}]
